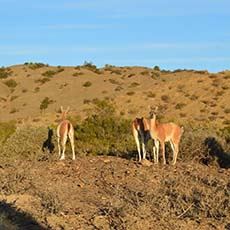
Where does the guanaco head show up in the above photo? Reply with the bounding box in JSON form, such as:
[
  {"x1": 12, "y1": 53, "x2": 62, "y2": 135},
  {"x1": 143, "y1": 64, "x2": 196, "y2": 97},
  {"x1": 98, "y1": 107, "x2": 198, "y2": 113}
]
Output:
[
  {"x1": 149, "y1": 106, "x2": 158, "y2": 119},
  {"x1": 60, "y1": 106, "x2": 70, "y2": 120}
]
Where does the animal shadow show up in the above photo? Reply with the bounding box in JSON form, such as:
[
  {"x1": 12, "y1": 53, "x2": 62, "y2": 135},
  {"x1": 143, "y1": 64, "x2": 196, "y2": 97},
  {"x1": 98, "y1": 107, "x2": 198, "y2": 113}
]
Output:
[
  {"x1": 204, "y1": 137, "x2": 230, "y2": 169},
  {"x1": 42, "y1": 127, "x2": 55, "y2": 154},
  {"x1": 0, "y1": 200, "x2": 48, "y2": 230}
]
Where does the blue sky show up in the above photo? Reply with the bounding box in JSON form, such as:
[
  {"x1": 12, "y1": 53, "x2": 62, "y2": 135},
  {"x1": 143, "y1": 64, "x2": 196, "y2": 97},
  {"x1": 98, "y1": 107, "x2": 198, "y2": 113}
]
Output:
[{"x1": 0, "y1": 0, "x2": 230, "y2": 72}]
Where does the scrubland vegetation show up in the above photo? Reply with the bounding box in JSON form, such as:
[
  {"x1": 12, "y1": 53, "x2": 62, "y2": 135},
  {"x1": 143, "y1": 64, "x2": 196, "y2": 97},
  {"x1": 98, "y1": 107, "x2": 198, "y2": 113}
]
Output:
[{"x1": 0, "y1": 63, "x2": 229, "y2": 229}]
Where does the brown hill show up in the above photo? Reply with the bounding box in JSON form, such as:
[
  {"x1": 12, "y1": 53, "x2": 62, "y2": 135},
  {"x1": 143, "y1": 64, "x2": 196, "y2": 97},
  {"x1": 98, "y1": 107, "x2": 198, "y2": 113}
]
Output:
[
  {"x1": 0, "y1": 63, "x2": 229, "y2": 129},
  {"x1": 0, "y1": 63, "x2": 229, "y2": 229}
]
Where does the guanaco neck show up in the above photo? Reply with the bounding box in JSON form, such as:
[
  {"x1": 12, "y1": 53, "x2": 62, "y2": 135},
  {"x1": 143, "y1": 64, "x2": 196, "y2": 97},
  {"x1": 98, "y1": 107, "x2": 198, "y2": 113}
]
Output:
[
  {"x1": 151, "y1": 114, "x2": 157, "y2": 130},
  {"x1": 61, "y1": 112, "x2": 67, "y2": 121}
]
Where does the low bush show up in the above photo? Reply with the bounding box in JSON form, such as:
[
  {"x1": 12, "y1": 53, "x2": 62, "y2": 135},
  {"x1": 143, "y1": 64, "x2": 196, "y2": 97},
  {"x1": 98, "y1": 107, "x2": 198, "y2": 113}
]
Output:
[
  {"x1": 126, "y1": 91, "x2": 135, "y2": 96},
  {"x1": 83, "y1": 81, "x2": 92, "y2": 87},
  {"x1": 24, "y1": 62, "x2": 48, "y2": 69},
  {"x1": 179, "y1": 126, "x2": 230, "y2": 168},
  {"x1": 3, "y1": 79, "x2": 18, "y2": 88},
  {"x1": 175, "y1": 103, "x2": 186, "y2": 110},
  {"x1": 75, "y1": 99, "x2": 135, "y2": 156},
  {"x1": 42, "y1": 70, "x2": 57, "y2": 78},
  {"x1": 82, "y1": 61, "x2": 101, "y2": 74},
  {"x1": 0, "y1": 67, "x2": 12, "y2": 79},
  {"x1": 40, "y1": 97, "x2": 54, "y2": 111},
  {"x1": 35, "y1": 77, "x2": 50, "y2": 84},
  {"x1": 0, "y1": 126, "x2": 53, "y2": 160},
  {"x1": 0, "y1": 121, "x2": 16, "y2": 145}
]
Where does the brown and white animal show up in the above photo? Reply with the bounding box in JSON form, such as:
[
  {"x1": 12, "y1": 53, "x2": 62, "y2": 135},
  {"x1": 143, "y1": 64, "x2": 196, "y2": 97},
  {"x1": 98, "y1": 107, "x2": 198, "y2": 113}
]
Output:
[
  {"x1": 143, "y1": 107, "x2": 184, "y2": 165},
  {"x1": 132, "y1": 117, "x2": 152, "y2": 162},
  {"x1": 56, "y1": 106, "x2": 75, "y2": 160}
]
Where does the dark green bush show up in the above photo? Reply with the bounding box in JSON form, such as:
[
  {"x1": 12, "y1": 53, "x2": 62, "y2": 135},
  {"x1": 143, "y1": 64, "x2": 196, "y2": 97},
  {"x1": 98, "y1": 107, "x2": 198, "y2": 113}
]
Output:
[
  {"x1": 153, "y1": 65, "x2": 160, "y2": 71},
  {"x1": 42, "y1": 70, "x2": 57, "y2": 78},
  {"x1": 75, "y1": 100, "x2": 135, "y2": 156},
  {"x1": 83, "y1": 81, "x2": 92, "y2": 87},
  {"x1": 175, "y1": 103, "x2": 186, "y2": 110},
  {"x1": 35, "y1": 77, "x2": 50, "y2": 84},
  {"x1": 24, "y1": 62, "x2": 48, "y2": 69},
  {"x1": 3, "y1": 79, "x2": 17, "y2": 88},
  {"x1": 40, "y1": 97, "x2": 54, "y2": 111},
  {"x1": 82, "y1": 61, "x2": 101, "y2": 74},
  {"x1": 0, "y1": 67, "x2": 12, "y2": 79}
]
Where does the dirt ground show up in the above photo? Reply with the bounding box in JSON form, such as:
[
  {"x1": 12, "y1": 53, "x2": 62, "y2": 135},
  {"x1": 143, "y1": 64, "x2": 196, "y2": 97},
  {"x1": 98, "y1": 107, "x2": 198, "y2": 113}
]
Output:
[{"x1": 0, "y1": 156, "x2": 229, "y2": 230}]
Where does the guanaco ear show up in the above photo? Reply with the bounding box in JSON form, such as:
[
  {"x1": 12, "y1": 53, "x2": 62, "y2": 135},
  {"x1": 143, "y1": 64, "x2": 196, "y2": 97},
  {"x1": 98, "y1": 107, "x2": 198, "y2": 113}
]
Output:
[
  {"x1": 66, "y1": 106, "x2": 70, "y2": 113},
  {"x1": 142, "y1": 118, "x2": 150, "y2": 131},
  {"x1": 60, "y1": 106, "x2": 64, "y2": 113}
]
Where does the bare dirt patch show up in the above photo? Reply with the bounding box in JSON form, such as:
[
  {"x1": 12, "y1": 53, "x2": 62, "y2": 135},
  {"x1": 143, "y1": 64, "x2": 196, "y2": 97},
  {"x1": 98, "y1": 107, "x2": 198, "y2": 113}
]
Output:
[{"x1": 0, "y1": 156, "x2": 229, "y2": 229}]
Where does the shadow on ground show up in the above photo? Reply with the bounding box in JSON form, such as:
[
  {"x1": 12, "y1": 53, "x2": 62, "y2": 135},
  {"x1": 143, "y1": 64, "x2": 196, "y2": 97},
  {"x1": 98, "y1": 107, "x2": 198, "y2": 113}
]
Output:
[
  {"x1": 0, "y1": 200, "x2": 48, "y2": 230},
  {"x1": 42, "y1": 127, "x2": 55, "y2": 154},
  {"x1": 204, "y1": 137, "x2": 230, "y2": 169}
]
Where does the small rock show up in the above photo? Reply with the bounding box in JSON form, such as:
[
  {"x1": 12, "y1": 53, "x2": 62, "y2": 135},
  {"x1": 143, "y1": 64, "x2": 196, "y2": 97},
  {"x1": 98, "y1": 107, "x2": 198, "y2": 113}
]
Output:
[
  {"x1": 140, "y1": 159, "x2": 153, "y2": 167},
  {"x1": 93, "y1": 215, "x2": 110, "y2": 230}
]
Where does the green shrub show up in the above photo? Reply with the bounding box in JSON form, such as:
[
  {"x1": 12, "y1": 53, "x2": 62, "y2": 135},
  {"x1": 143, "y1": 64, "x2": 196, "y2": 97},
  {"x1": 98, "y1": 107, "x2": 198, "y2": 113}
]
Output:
[
  {"x1": 175, "y1": 103, "x2": 186, "y2": 110},
  {"x1": 115, "y1": 86, "x2": 123, "y2": 91},
  {"x1": 10, "y1": 95, "x2": 18, "y2": 101},
  {"x1": 40, "y1": 97, "x2": 54, "y2": 111},
  {"x1": 72, "y1": 72, "x2": 83, "y2": 77},
  {"x1": 127, "y1": 73, "x2": 135, "y2": 78},
  {"x1": 129, "y1": 82, "x2": 140, "y2": 88},
  {"x1": 35, "y1": 77, "x2": 50, "y2": 84},
  {"x1": 34, "y1": 87, "x2": 40, "y2": 93},
  {"x1": 82, "y1": 61, "x2": 101, "y2": 74},
  {"x1": 56, "y1": 66, "x2": 65, "y2": 73},
  {"x1": 42, "y1": 70, "x2": 57, "y2": 78},
  {"x1": 0, "y1": 67, "x2": 12, "y2": 79},
  {"x1": 126, "y1": 91, "x2": 135, "y2": 96},
  {"x1": 153, "y1": 65, "x2": 160, "y2": 71},
  {"x1": 140, "y1": 70, "x2": 149, "y2": 75},
  {"x1": 3, "y1": 79, "x2": 17, "y2": 88},
  {"x1": 109, "y1": 79, "x2": 121, "y2": 85},
  {"x1": 10, "y1": 108, "x2": 18, "y2": 113},
  {"x1": 75, "y1": 100, "x2": 135, "y2": 156},
  {"x1": 24, "y1": 62, "x2": 48, "y2": 69},
  {"x1": 83, "y1": 81, "x2": 92, "y2": 87},
  {"x1": 224, "y1": 108, "x2": 230, "y2": 114},
  {"x1": 190, "y1": 95, "x2": 199, "y2": 100},
  {"x1": 22, "y1": 88, "x2": 28, "y2": 93},
  {"x1": 161, "y1": 95, "x2": 170, "y2": 102},
  {"x1": 146, "y1": 91, "x2": 156, "y2": 98}
]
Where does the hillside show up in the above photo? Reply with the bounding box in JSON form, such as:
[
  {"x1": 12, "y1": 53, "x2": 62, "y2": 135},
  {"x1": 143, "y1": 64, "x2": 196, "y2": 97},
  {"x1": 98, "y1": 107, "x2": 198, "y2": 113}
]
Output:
[
  {"x1": 0, "y1": 63, "x2": 229, "y2": 230},
  {"x1": 0, "y1": 63, "x2": 229, "y2": 129}
]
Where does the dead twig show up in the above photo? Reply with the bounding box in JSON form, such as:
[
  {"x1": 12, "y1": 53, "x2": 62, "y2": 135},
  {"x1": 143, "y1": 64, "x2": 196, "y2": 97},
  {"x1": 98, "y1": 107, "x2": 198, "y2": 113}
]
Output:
[{"x1": 177, "y1": 203, "x2": 194, "y2": 219}]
